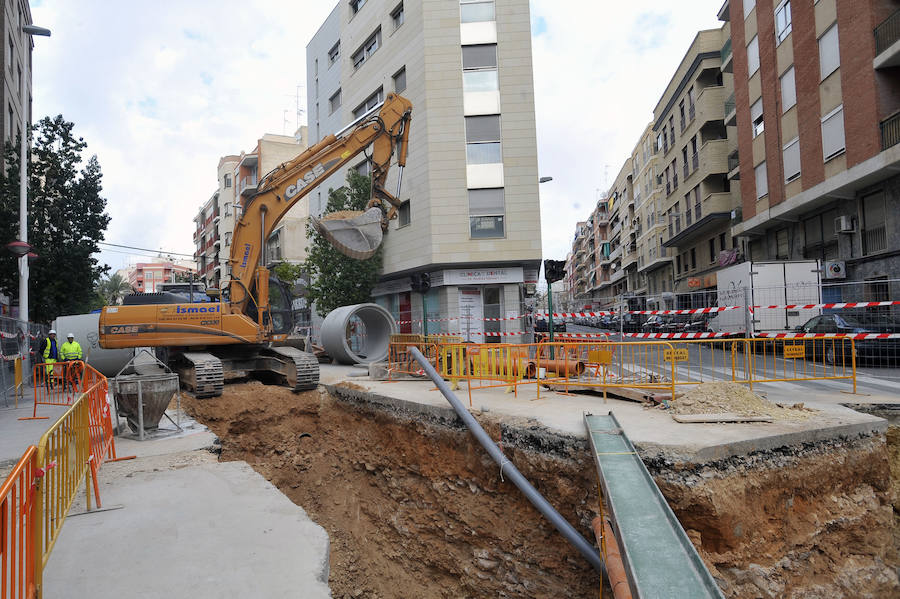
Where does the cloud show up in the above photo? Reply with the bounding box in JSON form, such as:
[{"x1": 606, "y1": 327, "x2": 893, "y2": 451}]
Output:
[
  {"x1": 529, "y1": 0, "x2": 726, "y2": 262},
  {"x1": 31, "y1": 0, "x2": 726, "y2": 274}
]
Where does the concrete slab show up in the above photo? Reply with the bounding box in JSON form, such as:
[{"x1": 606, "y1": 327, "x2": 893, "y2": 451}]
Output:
[
  {"x1": 43, "y1": 453, "x2": 331, "y2": 599},
  {"x1": 321, "y1": 364, "x2": 889, "y2": 464},
  {"x1": 0, "y1": 394, "x2": 70, "y2": 468}
]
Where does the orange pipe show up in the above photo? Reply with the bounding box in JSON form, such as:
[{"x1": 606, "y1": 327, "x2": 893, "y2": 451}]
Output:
[
  {"x1": 591, "y1": 515, "x2": 633, "y2": 599},
  {"x1": 534, "y1": 359, "x2": 586, "y2": 376}
]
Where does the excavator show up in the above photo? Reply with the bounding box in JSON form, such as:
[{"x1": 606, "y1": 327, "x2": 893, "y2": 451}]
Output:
[{"x1": 99, "y1": 93, "x2": 412, "y2": 397}]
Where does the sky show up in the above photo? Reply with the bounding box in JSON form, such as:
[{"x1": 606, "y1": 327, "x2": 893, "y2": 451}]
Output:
[{"x1": 29, "y1": 0, "x2": 727, "y2": 274}]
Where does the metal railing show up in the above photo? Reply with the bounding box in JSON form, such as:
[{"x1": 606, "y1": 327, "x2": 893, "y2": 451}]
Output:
[
  {"x1": 863, "y1": 225, "x2": 888, "y2": 255},
  {"x1": 0, "y1": 446, "x2": 37, "y2": 599},
  {"x1": 728, "y1": 150, "x2": 740, "y2": 172},
  {"x1": 874, "y1": 8, "x2": 900, "y2": 55},
  {"x1": 720, "y1": 37, "x2": 732, "y2": 62},
  {"x1": 880, "y1": 111, "x2": 900, "y2": 150},
  {"x1": 724, "y1": 93, "x2": 735, "y2": 118}
]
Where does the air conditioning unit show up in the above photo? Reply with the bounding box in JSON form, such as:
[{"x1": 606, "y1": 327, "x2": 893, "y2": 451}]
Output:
[
  {"x1": 824, "y1": 261, "x2": 846, "y2": 279},
  {"x1": 834, "y1": 215, "x2": 855, "y2": 233},
  {"x1": 730, "y1": 208, "x2": 742, "y2": 224}
]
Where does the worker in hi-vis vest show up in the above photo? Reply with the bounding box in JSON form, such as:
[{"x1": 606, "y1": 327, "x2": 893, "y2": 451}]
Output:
[
  {"x1": 60, "y1": 332, "x2": 84, "y2": 392},
  {"x1": 42, "y1": 329, "x2": 62, "y2": 384}
]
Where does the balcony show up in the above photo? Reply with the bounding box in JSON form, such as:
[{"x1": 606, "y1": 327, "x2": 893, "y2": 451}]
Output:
[
  {"x1": 727, "y1": 150, "x2": 740, "y2": 180},
  {"x1": 240, "y1": 174, "x2": 259, "y2": 197},
  {"x1": 595, "y1": 210, "x2": 610, "y2": 225},
  {"x1": 639, "y1": 247, "x2": 673, "y2": 273},
  {"x1": 609, "y1": 244, "x2": 622, "y2": 260},
  {"x1": 695, "y1": 86, "x2": 727, "y2": 129},
  {"x1": 683, "y1": 138, "x2": 730, "y2": 187},
  {"x1": 663, "y1": 191, "x2": 734, "y2": 247},
  {"x1": 724, "y1": 92, "x2": 736, "y2": 126},
  {"x1": 610, "y1": 268, "x2": 626, "y2": 284},
  {"x1": 881, "y1": 111, "x2": 900, "y2": 150},
  {"x1": 874, "y1": 9, "x2": 900, "y2": 69},
  {"x1": 610, "y1": 220, "x2": 623, "y2": 240},
  {"x1": 720, "y1": 37, "x2": 733, "y2": 73}
]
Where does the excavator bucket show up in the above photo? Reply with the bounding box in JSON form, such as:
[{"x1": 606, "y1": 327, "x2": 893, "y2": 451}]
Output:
[{"x1": 311, "y1": 206, "x2": 385, "y2": 260}]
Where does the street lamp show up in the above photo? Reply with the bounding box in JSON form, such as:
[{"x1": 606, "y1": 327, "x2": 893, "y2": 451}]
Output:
[
  {"x1": 18, "y1": 23, "x2": 50, "y2": 374},
  {"x1": 538, "y1": 176, "x2": 553, "y2": 184}
]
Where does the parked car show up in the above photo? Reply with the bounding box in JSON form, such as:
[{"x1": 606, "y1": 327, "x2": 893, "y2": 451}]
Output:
[
  {"x1": 535, "y1": 318, "x2": 566, "y2": 333},
  {"x1": 660, "y1": 315, "x2": 692, "y2": 334},
  {"x1": 641, "y1": 315, "x2": 669, "y2": 333},
  {"x1": 796, "y1": 313, "x2": 900, "y2": 365},
  {"x1": 684, "y1": 314, "x2": 715, "y2": 333}
]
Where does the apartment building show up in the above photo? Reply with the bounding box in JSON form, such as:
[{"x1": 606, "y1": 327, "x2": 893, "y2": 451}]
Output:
[
  {"x1": 193, "y1": 130, "x2": 310, "y2": 290},
  {"x1": 125, "y1": 261, "x2": 195, "y2": 294},
  {"x1": 720, "y1": 0, "x2": 900, "y2": 291},
  {"x1": 306, "y1": 0, "x2": 542, "y2": 339},
  {"x1": 653, "y1": 27, "x2": 738, "y2": 306},
  {"x1": 2, "y1": 0, "x2": 32, "y2": 152}
]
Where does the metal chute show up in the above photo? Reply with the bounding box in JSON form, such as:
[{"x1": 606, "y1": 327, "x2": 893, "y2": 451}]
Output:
[{"x1": 310, "y1": 206, "x2": 385, "y2": 260}]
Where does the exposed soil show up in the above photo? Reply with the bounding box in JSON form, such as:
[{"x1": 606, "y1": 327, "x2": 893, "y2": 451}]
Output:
[
  {"x1": 183, "y1": 381, "x2": 899, "y2": 598},
  {"x1": 183, "y1": 381, "x2": 602, "y2": 598}
]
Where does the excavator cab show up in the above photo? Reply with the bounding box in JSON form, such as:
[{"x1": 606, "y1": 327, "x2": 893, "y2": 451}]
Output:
[{"x1": 244, "y1": 272, "x2": 295, "y2": 336}]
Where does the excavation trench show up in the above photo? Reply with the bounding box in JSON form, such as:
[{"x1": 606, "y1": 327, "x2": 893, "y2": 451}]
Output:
[{"x1": 182, "y1": 382, "x2": 899, "y2": 598}]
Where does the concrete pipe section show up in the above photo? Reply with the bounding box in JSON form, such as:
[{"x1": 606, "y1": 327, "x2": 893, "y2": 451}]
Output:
[
  {"x1": 320, "y1": 303, "x2": 397, "y2": 365},
  {"x1": 54, "y1": 312, "x2": 134, "y2": 377}
]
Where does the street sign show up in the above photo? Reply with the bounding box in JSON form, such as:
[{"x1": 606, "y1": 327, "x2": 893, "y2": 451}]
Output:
[
  {"x1": 664, "y1": 348, "x2": 689, "y2": 361},
  {"x1": 783, "y1": 344, "x2": 805, "y2": 359}
]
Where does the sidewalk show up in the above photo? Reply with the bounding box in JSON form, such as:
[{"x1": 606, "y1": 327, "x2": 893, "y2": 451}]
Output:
[{"x1": 0, "y1": 391, "x2": 332, "y2": 599}]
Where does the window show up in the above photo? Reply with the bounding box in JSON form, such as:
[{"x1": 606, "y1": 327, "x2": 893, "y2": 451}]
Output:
[
  {"x1": 224, "y1": 202, "x2": 232, "y2": 216},
  {"x1": 775, "y1": 1, "x2": 792, "y2": 44},
  {"x1": 776, "y1": 229, "x2": 789, "y2": 260},
  {"x1": 398, "y1": 200, "x2": 410, "y2": 227},
  {"x1": 352, "y1": 28, "x2": 381, "y2": 69},
  {"x1": 7, "y1": 104, "x2": 12, "y2": 140},
  {"x1": 224, "y1": 174, "x2": 232, "y2": 188},
  {"x1": 819, "y1": 24, "x2": 839, "y2": 80},
  {"x1": 690, "y1": 248, "x2": 696, "y2": 270},
  {"x1": 780, "y1": 66, "x2": 796, "y2": 112},
  {"x1": 862, "y1": 192, "x2": 887, "y2": 254},
  {"x1": 709, "y1": 239, "x2": 716, "y2": 263},
  {"x1": 462, "y1": 44, "x2": 497, "y2": 69},
  {"x1": 747, "y1": 35, "x2": 760, "y2": 76},
  {"x1": 755, "y1": 161, "x2": 768, "y2": 199},
  {"x1": 8, "y1": 36, "x2": 12, "y2": 69},
  {"x1": 821, "y1": 105, "x2": 845, "y2": 160},
  {"x1": 329, "y1": 89, "x2": 342, "y2": 114},
  {"x1": 391, "y1": 3, "x2": 404, "y2": 30},
  {"x1": 224, "y1": 231, "x2": 232, "y2": 247},
  {"x1": 469, "y1": 188, "x2": 505, "y2": 238},
  {"x1": 466, "y1": 142, "x2": 501, "y2": 164},
  {"x1": 751, "y1": 98, "x2": 764, "y2": 137},
  {"x1": 783, "y1": 137, "x2": 801, "y2": 182},
  {"x1": 350, "y1": 0, "x2": 367, "y2": 14},
  {"x1": 328, "y1": 42, "x2": 340, "y2": 66},
  {"x1": 460, "y1": 0, "x2": 495, "y2": 23},
  {"x1": 355, "y1": 160, "x2": 371, "y2": 177},
  {"x1": 719, "y1": 232, "x2": 727, "y2": 252},
  {"x1": 146, "y1": 271, "x2": 154, "y2": 280},
  {"x1": 463, "y1": 70, "x2": 498, "y2": 92},
  {"x1": 465, "y1": 114, "x2": 501, "y2": 142},
  {"x1": 743, "y1": 0, "x2": 756, "y2": 19},
  {"x1": 353, "y1": 87, "x2": 383, "y2": 119},
  {"x1": 393, "y1": 67, "x2": 406, "y2": 93},
  {"x1": 676, "y1": 255, "x2": 682, "y2": 274}
]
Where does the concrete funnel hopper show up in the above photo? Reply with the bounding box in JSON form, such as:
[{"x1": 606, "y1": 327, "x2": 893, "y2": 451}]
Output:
[{"x1": 113, "y1": 373, "x2": 179, "y2": 431}]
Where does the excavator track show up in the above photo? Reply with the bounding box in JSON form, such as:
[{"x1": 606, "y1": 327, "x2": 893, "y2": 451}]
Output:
[
  {"x1": 177, "y1": 352, "x2": 225, "y2": 398},
  {"x1": 265, "y1": 346, "x2": 320, "y2": 392}
]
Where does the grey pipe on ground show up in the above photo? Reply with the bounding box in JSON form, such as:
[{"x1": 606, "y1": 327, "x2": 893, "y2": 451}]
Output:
[
  {"x1": 408, "y1": 347, "x2": 604, "y2": 573},
  {"x1": 321, "y1": 303, "x2": 397, "y2": 364}
]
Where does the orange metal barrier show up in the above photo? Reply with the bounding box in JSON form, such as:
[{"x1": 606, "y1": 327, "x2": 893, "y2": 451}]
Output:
[
  {"x1": 386, "y1": 341, "x2": 440, "y2": 380},
  {"x1": 19, "y1": 361, "x2": 87, "y2": 421},
  {"x1": 0, "y1": 446, "x2": 37, "y2": 599}
]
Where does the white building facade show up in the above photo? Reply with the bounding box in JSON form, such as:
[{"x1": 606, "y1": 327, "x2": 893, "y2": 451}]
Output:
[{"x1": 306, "y1": 0, "x2": 542, "y2": 340}]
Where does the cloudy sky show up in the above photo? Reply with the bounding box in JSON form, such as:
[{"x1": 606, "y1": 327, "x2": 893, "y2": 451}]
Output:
[{"x1": 29, "y1": 0, "x2": 726, "y2": 273}]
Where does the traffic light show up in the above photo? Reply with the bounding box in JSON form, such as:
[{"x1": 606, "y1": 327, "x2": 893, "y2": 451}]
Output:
[
  {"x1": 544, "y1": 259, "x2": 566, "y2": 284},
  {"x1": 410, "y1": 272, "x2": 431, "y2": 293}
]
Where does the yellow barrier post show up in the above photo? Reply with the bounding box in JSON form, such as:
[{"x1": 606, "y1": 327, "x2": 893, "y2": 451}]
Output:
[{"x1": 851, "y1": 338, "x2": 857, "y2": 394}]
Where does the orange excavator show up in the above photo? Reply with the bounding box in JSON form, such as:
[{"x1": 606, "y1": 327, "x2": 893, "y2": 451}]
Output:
[{"x1": 99, "y1": 93, "x2": 412, "y2": 397}]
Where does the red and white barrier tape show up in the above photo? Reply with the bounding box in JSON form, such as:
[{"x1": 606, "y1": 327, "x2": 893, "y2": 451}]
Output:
[
  {"x1": 622, "y1": 331, "x2": 743, "y2": 339},
  {"x1": 753, "y1": 301, "x2": 900, "y2": 310},
  {"x1": 754, "y1": 332, "x2": 900, "y2": 340}
]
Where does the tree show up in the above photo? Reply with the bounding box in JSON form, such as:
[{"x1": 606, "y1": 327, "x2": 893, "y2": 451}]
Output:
[
  {"x1": 303, "y1": 170, "x2": 383, "y2": 316},
  {"x1": 94, "y1": 273, "x2": 133, "y2": 306},
  {"x1": 0, "y1": 116, "x2": 111, "y2": 322}
]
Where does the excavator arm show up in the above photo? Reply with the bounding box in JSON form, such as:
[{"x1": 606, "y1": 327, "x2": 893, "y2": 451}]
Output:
[{"x1": 228, "y1": 92, "x2": 412, "y2": 313}]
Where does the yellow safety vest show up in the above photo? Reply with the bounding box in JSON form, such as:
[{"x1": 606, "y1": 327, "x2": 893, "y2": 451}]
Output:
[{"x1": 60, "y1": 341, "x2": 83, "y2": 360}]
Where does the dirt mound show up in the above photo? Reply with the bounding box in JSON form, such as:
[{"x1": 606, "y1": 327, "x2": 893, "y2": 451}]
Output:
[{"x1": 673, "y1": 382, "x2": 812, "y2": 421}]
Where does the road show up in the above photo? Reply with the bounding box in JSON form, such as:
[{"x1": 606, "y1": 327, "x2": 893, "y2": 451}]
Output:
[{"x1": 561, "y1": 323, "x2": 900, "y2": 402}]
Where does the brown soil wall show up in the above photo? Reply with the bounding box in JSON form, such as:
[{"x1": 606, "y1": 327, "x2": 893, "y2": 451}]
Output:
[{"x1": 183, "y1": 382, "x2": 898, "y2": 598}]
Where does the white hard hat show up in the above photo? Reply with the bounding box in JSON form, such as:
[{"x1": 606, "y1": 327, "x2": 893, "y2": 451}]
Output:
[
  {"x1": 49, "y1": 329, "x2": 56, "y2": 335},
  {"x1": 67, "y1": 333, "x2": 75, "y2": 338}
]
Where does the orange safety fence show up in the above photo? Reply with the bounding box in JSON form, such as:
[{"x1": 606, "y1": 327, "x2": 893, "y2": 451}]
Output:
[
  {"x1": 0, "y1": 446, "x2": 37, "y2": 599},
  {"x1": 386, "y1": 342, "x2": 441, "y2": 380},
  {"x1": 19, "y1": 361, "x2": 88, "y2": 421}
]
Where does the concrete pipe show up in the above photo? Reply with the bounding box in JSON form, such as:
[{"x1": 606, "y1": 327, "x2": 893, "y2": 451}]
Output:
[
  {"x1": 54, "y1": 312, "x2": 134, "y2": 377},
  {"x1": 320, "y1": 303, "x2": 397, "y2": 365}
]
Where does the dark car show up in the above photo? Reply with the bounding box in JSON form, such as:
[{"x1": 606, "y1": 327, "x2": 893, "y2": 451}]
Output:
[
  {"x1": 684, "y1": 314, "x2": 715, "y2": 333},
  {"x1": 641, "y1": 315, "x2": 669, "y2": 333},
  {"x1": 535, "y1": 318, "x2": 566, "y2": 333},
  {"x1": 796, "y1": 313, "x2": 900, "y2": 365},
  {"x1": 660, "y1": 314, "x2": 692, "y2": 334}
]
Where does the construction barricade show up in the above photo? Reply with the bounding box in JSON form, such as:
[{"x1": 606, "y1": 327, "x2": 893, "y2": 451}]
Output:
[
  {"x1": 20, "y1": 361, "x2": 87, "y2": 421},
  {"x1": 0, "y1": 446, "x2": 37, "y2": 599}
]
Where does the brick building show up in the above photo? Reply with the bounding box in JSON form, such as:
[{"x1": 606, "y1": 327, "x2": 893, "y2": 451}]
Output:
[{"x1": 721, "y1": 0, "x2": 900, "y2": 289}]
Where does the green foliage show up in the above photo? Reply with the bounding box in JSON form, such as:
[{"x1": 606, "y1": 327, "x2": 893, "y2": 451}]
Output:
[
  {"x1": 0, "y1": 116, "x2": 111, "y2": 322},
  {"x1": 272, "y1": 262, "x2": 305, "y2": 286},
  {"x1": 303, "y1": 170, "x2": 382, "y2": 316},
  {"x1": 94, "y1": 273, "x2": 133, "y2": 306},
  {"x1": 172, "y1": 269, "x2": 194, "y2": 283}
]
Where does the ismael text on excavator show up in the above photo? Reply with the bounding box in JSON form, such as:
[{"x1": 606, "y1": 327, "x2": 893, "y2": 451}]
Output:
[{"x1": 99, "y1": 93, "x2": 412, "y2": 397}]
